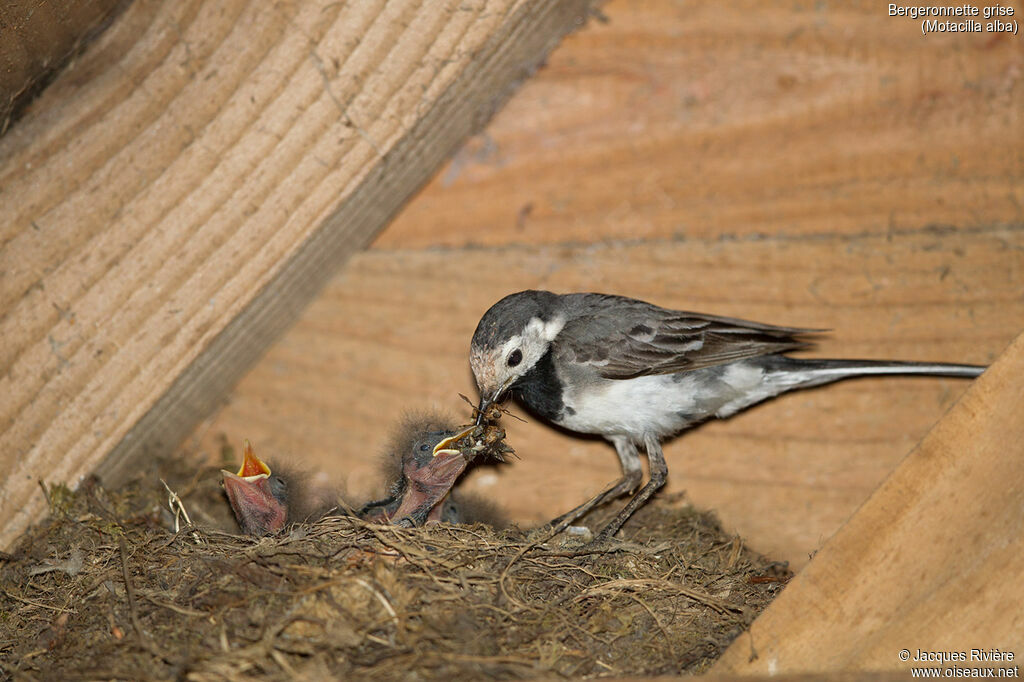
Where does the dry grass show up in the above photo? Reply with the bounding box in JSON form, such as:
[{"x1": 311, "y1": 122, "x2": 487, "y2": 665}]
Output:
[{"x1": 0, "y1": 457, "x2": 788, "y2": 681}]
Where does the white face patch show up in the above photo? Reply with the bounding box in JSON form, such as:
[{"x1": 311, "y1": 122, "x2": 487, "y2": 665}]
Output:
[
  {"x1": 531, "y1": 315, "x2": 566, "y2": 342},
  {"x1": 496, "y1": 315, "x2": 565, "y2": 367},
  {"x1": 473, "y1": 315, "x2": 565, "y2": 399}
]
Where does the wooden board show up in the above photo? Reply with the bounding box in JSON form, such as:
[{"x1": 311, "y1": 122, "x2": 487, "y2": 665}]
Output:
[
  {"x1": 376, "y1": 1, "x2": 1024, "y2": 250},
  {"x1": 714, "y1": 330, "x2": 1024, "y2": 673},
  {"x1": 0, "y1": 0, "x2": 600, "y2": 551},
  {"x1": 183, "y1": 0, "x2": 1023, "y2": 568}
]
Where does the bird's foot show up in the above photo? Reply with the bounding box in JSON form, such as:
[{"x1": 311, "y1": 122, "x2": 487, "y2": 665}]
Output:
[
  {"x1": 589, "y1": 524, "x2": 622, "y2": 547},
  {"x1": 524, "y1": 520, "x2": 586, "y2": 547}
]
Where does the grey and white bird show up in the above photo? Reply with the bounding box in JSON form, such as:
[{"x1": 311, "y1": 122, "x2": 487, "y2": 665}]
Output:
[{"x1": 469, "y1": 290, "x2": 986, "y2": 542}]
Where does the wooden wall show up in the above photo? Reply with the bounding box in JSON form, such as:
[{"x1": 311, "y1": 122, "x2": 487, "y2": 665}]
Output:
[{"x1": 3, "y1": 0, "x2": 1020, "y2": 673}]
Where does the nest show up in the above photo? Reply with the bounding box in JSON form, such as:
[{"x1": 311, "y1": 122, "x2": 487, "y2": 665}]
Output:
[{"x1": 0, "y1": 454, "x2": 790, "y2": 680}]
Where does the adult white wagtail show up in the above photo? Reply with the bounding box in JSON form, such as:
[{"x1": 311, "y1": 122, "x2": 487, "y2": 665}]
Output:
[{"x1": 469, "y1": 290, "x2": 985, "y2": 543}]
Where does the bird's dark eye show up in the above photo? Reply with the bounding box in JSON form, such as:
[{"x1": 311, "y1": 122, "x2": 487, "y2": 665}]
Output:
[
  {"x1": 507, "y1": 349, "x2": 523, "y2": 367},
  {"x1": 269, "y1": 475, "x2": 287, "y2": 499},
  {"x1": 419, "y1": 443, "x2": 430, "y2": 452}
]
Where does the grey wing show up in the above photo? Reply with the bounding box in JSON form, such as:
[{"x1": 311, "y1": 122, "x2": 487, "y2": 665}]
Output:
[{"x1": 554, "y1": 294, "x2": 822, "y2": 380}]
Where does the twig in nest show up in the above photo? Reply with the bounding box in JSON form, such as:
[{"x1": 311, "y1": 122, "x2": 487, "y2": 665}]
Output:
[
  {"x1": 117, "y1": 538, "x2": 180, "y2": 666},
  {"x1": 294, "y1": 576, "x2": 402, "y2": 634},
  {"x1": 161, "y1": 479, "x2": 203, "y2": 545},
  {"x1": 38, "y1": 480, "x2": 53, "y2": 510},
  {"x1": 118, "y1": 537, "x2": 144, "y2": 643},
  {"x1": 574, "y1": 577, "x2": 739, "y2": 615},
  {"x1": 271, "y1": 649, "x2": 300, "y2": 678},
  {"x1": 423, "y1": 652, "x2": 537, "y2": 668},
  {"x1": 497, "y1": 539, "x2": 545, "y2": 611},
  {"x1": 1, "y1": 586, "x2": 77, "y2": 613},
  {"x1": 354, "y1": 576, "x2": 406, "y2": 645},
  {"x1": 353, "y1": 578, "x2": 399, "y2": 624}
]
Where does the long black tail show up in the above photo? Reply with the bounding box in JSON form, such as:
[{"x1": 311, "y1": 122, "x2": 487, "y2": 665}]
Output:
[{"x1": 760, "y1": 356, "x2": 985, "y2": 390}]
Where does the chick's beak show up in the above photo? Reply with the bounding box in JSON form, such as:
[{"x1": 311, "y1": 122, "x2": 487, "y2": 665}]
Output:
[
  {"x1": 221, "y1": 441, "x2": 285, "y2": 535},
  {"x1": 431, "y1": 426, "x2": 476, "y2": 457},
  {"x1": 237, "y1": 440, "x2": 271, "y2": 477}
]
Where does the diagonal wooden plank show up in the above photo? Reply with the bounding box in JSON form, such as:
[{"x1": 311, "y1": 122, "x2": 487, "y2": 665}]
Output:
[
  {"x1": 0, "y1": 0, "x2": 600, "y2": 550},
  {"x1": 714, "y1": 330, "x2": 1024, "y2": 674}
]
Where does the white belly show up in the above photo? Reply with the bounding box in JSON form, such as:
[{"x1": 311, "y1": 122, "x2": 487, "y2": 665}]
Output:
[
  {"x1": 556, "y1": 363, "x2": 770, "y2": 440},
  {"x1": 557, "y1": 374, "x2": 697, "y2": 438}
]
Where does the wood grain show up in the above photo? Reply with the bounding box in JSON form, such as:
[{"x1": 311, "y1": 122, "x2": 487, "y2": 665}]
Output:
[
  {"x1": 376, "y1": 1, "x2": 1024, "y2": 250},
  {"x1": 0, "y1": 0, "x2": 599, "y2": 550},
  {"x1": 714, "y1": 330, "x2": 1024, "y2": 673}
]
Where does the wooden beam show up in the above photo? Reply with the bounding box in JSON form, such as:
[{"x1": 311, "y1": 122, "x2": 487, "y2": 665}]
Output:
[
  {"x1": 0, "y1": 0, "x2": 599, "y2": 550},
  {"x1": 376, "y1": 2, "x2": 1024, "y2": 250},
  {"x1": 714, "y1": 330, "x2": 1024, "y2": 674}
]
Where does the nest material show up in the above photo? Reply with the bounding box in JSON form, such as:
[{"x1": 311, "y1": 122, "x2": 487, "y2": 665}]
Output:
[{"x1": 0, "y1": 456, "x2": 789, "y2": 681}]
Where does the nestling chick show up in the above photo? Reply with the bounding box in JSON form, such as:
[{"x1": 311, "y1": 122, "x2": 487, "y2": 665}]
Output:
[
  {"x1": 223, "y1": 418, "x2": 505, "y2": 536},
  {"x1": 221, "y1": 441, "x2": 333, "y2": 536},
  {"x1": 359, "y1": 413, "x2": 477, "y2": 527}
]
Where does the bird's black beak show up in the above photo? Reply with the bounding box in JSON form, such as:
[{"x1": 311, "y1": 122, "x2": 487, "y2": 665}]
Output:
[
  {"x1": 476, "y1": 391, "x2": 504, "y2": 424},
  {"x1": 476, "y1": 378, "x2": 513, "y2": 424},
  {"x1": 475, "y1": 385, "x2": 502, "y2": 424}
]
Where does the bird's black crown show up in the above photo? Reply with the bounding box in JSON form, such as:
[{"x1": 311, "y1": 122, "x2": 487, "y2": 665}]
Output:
[{"x1": 471, "y1": 290, "x2": 559, "y2": 350}]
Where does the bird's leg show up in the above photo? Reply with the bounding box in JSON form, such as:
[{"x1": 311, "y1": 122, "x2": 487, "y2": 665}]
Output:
[
  {"x1": 544, "y1": 436, "x2": 644, "y2": 535},
  {"x1": 357, "y1": 494, "x2": 399, "y2": 520},
  {"x1": 593, "y1": 434, "x2": 667, "y2": 543}
]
